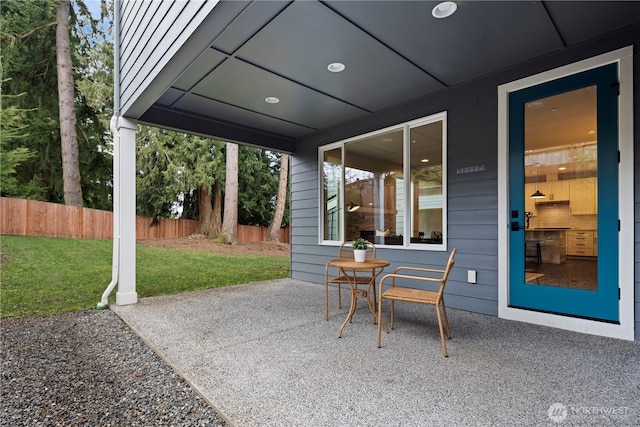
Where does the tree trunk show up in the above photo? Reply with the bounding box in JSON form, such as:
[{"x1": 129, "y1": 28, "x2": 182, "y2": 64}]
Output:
[
  {"x1": 222, "y1": 143, "x2": 238, "y2": 244},
  {"x1": 195, "y1": 186, "x2": 213, "y2": 235},
  {"x1": 56, "y1": 0, "x2": 83, "y2": 206},
  {"x1": 211, "y1": 180, "x2": 222, "y2": 237},
  {"x1": 269, "y1": 153, "x2": 289, "y2": 241}
]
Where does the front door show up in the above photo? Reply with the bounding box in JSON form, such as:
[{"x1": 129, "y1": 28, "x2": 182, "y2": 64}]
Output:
[{"x1": 508, "y1": 64, "x2": 619, "y2": 322}]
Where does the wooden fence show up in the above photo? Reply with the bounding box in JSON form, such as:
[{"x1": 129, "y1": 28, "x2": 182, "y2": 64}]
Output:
[{"x1": 0, "y1": 197, "x2": 289, "y2": 243}]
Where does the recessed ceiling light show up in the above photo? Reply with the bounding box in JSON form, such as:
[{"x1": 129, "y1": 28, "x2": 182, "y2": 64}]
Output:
[
  {"x1": 432, "y1": 1, "x2": 457, "y2": 19},
  {"x1": 421, "y1": 158, "x2": 429, "y2": 163},
  {"x1": 527, "y1": 101, "x2": 544, "y2": 110},
  {"x1": 327, "y1": 62, "x2": 345, "y2": 73},
  {"x1": 587, "y1": 130, "x2": 596, "y2": 135},
  {"x1": 265, "y1": 97, "x2": 279, "y2": 104},
  {"x1": 550, "y1": 107, "x2": 559, "y2": 112},
  {"x1": 382, "y1": 137, "x2": 393, "y2": 143},
  {"x1": 558, "y1": 167, "x2": 567, "y2": 171}
]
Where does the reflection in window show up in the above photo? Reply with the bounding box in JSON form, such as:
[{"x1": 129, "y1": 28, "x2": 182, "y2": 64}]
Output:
[
  {"x1": 320, "y1": 112, "x2": 446, "y2": 249},
  {"x1": 410, "y1": 121, "x2": 443, "y2": 245},
  {"x1": 345, "y1": 129, "x2": 403, "y2": 245},
  {"x1": 323, "y1": 148, "x2": 342, "y2": 241}
]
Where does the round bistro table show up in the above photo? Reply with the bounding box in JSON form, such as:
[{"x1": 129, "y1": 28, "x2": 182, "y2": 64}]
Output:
[{"x1": 326, "y1": 258, "x2": 390, "y2": 338}]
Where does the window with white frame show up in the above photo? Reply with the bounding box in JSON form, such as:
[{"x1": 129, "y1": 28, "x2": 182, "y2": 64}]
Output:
[{"x1": 320, "y1": 112, "x2": 447, "y2": 249}]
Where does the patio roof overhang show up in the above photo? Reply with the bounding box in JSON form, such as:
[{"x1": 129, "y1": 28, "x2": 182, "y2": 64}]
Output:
[{"x1": 119, "y1": 1, "x2": 640, "y2": 153}]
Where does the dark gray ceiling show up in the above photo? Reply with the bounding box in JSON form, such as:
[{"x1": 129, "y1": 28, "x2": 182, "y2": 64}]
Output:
[{"x1": 138, "y1": 0, "x2": 640, "y2": 152}]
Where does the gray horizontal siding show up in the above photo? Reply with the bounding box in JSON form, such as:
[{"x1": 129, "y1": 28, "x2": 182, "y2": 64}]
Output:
[
  {"x1": 449, "y1": 194, "x2": 498, "y2": 211},
  {"x1": 448, "y1": 209, "x2": 497, "y2": 226},
  {"x1": 293, "y1": 168, "x2": 319, "y2": 185},
  {"x1": 290, "y1": 109, "x2": 501, "y2": 312},
  {"x1": 290, "y1": 179, "x2": 318, "y2": 194},
  {"x1": 445, "y1": 294, "x2": 497, "y2": 316},
  {"x1": 119, "y1": 0, "x2": 219, "y2": 116},
  {"x1": 286, "y1": 27, "x2": 639, "y2": 338},
  {"x1": 292, "y1": 216, "x2": 320, "y2": 228},
  {"x1": 290, "y1": 144, "x2": 327, "y2": 283}
]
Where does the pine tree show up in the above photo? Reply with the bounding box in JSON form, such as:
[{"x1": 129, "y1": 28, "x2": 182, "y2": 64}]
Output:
[
  {"x1": 56, "y1": 0, "x2": 83, "y2": 206},
  {"x1": 222, "y1": 142, "x2": 238, "y2": 244},
  {"x1": 269, "y1": 153, "x2": 289, "y2": 241}
]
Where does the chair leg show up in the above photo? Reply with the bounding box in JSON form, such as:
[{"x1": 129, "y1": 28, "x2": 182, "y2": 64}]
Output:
[
  {"x1": 371, "y1": 278, "x2": 377, "y2": 312},
  {"x1": 324, "y1": 266, "x2": 330, "y2": 321},
  {"x1": 337, "y1": 283, "x2": 342, "y2": 309},
  {"x1": 376, "y1": 297, "x2": 390, "y2": 346},
  {"x1": 377, "y1": 296, "x2": 383, "y2": 348},
  {"x1": 440, "y1": 297, "x2": 451, "y2": 339},
  {"x1": 372, "y1": 286, "x2": 378, "y2": 324},
  {"x1": 435, "y1": 303, "x2": 448, "y2": 357},
  {"x1": 390, "y1": 300, "x2": 395, "y2": 330},
  {"x1": 325, "y1": 281, "x2": 329, "y2": 321}
]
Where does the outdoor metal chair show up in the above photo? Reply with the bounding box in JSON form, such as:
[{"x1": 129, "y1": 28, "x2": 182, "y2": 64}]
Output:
[
  {"x1": 324, "y1": 242, "x2": 376, "y2": 320},
  {"x1": 377, "y1": 249, "x2": 456, "y2": 356}
]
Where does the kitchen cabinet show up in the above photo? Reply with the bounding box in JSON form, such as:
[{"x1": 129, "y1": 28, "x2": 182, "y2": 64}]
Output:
[
  {"x1": 536, "y1": 180, "x2": 570, "y2": 202},
  {"x1": 524, "y1": 183, "x2": 537, "y2": 213},
  {"x1": 567, "y1": 230, "x2": 595, "y2": 256},
  {"x1": 569, "y1": 178, "x2": 597, "y2": 215}
]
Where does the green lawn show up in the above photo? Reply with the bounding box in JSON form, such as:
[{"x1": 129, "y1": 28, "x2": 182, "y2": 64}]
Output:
[{"x1": 0, "y1": 236, "x2": 290, "y2": 318}]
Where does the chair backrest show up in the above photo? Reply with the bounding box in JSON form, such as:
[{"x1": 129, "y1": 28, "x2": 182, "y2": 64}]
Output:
[
  {"x1": 338, "y1": 241, "x2": 376, "y2": 259},
  {"x1": 437, "y1": 248, "x2": 457, "y2": 295}
]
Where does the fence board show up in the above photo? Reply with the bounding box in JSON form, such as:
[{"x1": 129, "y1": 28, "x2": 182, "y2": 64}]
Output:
[
  {"x1": 0, "y1": 197, "x2": 289, "y2": 243},
  {"x1": 83, "y1": 207, "x2": 113, "y2": 239},
  {"x1": 0, "y1": 198, "x2": 27, "y2": 235}
]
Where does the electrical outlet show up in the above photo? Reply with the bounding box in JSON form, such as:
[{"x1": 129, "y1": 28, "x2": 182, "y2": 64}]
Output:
[{"x1": 467, "y1": 270, "x2": 477, "y2": 284}]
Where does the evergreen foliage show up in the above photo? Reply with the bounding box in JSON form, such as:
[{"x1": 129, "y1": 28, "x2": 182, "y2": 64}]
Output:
[
  {"x1": 0, "y1": 0, "x2": 113, "y2": 209},
  {"x1": 136, "y1": 126, "x2": 286, "y2": 228},
  {"x1": 0, "y1": 0, "x2": 288, "y2": 228},
  {"x1": 0, "y1": 94, "x2": 43, "y2": 198}
]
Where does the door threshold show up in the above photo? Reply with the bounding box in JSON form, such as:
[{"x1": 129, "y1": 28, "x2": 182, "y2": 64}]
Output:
[{"x1": 508, "y1": 305, "x2": 619, "y2": 325}]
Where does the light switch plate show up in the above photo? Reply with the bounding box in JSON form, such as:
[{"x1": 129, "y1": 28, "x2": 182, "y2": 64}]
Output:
[{"x1": 467, "y1": 270, "x2": 477, "y2": 284}]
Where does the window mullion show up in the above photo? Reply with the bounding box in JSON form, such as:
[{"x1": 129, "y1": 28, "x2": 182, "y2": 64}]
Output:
[{"x1": 403, "y1": 124, "x2": 411, "y2": 247}]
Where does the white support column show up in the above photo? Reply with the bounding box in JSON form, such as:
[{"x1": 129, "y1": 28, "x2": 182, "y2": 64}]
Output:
[{"x1": 115, "y1": 117, "x2": 138, "y2": 305}]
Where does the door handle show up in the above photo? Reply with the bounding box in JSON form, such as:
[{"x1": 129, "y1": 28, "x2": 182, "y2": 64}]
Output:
[{"x1": 510, "y1": 210, "x2": 523, "y2": 231}]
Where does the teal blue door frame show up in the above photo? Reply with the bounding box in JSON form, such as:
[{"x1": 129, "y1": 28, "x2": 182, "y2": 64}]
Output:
[
  {"x1": 508, "y1": 64, "x2": 618, "y2": 322},
  {"x1": 497, "y1": 46, "x2": 635, "y2": 340}
]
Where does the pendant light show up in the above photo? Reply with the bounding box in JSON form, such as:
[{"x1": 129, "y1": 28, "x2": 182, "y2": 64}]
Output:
[
  {"x1": 530, "y1": 163, "x2": 546, "y2": 199},
  {"x1": 347, "y1": 202, "x2": 360, "y2": 212}
]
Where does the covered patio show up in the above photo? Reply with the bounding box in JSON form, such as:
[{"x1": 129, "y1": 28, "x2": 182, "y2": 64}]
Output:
[
  {"x1": 112, "y1": 0, "x2": 639, "y2": 341},
  {"x1": 111, "y1": 279, "x2": 639, "y2": 426}
]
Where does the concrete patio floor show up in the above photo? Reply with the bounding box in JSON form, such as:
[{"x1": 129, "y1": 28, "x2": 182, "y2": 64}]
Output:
[{"x1": 111, "y1": 279, "x2": 639, "y2": 426}]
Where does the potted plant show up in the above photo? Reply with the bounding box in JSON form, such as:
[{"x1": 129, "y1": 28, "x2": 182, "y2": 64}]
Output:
[{"x1": 351, "y1": 238, "x2": 369, "y2": 262}]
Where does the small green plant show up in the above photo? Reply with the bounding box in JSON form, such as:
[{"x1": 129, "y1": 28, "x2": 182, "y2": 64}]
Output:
[{"x1": 351, "y1": 238, "x2": 369, "y2": 250}]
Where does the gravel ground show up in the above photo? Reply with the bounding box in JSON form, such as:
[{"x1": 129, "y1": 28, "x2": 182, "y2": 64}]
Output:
[{"x1": 1, "y1": 309, "x2": 226, "y2": 426}]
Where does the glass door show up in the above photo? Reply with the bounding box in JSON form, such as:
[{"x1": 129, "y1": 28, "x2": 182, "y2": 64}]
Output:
[{"x1": 508, "y1": 64, "x2": 619, "y2": 322}]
